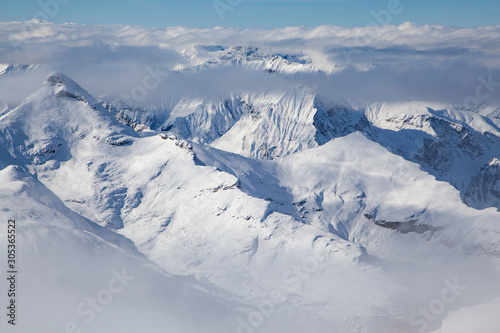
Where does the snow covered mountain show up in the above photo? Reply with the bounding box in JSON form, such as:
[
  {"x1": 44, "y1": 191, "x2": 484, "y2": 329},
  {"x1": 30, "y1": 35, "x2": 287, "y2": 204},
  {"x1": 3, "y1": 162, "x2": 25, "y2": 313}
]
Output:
[
  {"x1": 0, "y1": 64, "x2": 38, "y2": 77},
  {"x1": 109, "y1": 85, "x2": 500, "y2": 214},
  {"x1": 0, "y1": 164, "x2": 252, "y2": 333},
  {"x1": 1, "y1": 21, "x2": 500, "y2": 333},
  {"x1": 1, "y1": 70, "x2": 499, "y2": 333},
  {"x1": 178, "y1": 45, "x2": 317, "y2": 74}
]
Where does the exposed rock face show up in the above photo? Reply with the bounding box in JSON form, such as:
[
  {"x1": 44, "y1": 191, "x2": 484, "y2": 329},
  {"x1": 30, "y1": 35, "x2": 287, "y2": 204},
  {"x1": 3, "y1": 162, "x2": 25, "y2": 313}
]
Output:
[{"x1": 464, "y1": 158, "x2": 500, "y2": 210}]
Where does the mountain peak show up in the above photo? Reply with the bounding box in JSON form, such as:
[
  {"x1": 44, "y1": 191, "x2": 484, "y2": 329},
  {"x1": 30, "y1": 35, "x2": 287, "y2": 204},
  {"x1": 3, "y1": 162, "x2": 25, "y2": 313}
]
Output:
[
  {"x1": 44, "y1": 72, "x2": 96, "y2": 105},
  {"x1": 489, "y1": 157, "x2": 500, "y2": 167},
  {"x1": 45, "y1": 71, "x2": 76, "y2": 86},
  {"x1": 0, "y1": 165, "x2": 28, "y2": 183}
]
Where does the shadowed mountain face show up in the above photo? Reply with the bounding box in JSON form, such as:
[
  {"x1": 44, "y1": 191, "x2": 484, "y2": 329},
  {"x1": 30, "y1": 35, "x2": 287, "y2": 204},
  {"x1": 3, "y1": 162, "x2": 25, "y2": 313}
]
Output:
[{"x1": 464, "y1": 158, "x2": 500, "y2": 210}]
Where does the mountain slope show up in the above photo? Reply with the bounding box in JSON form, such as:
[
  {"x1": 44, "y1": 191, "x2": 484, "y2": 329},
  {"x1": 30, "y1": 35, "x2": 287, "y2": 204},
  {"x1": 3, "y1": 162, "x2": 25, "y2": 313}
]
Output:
[
  {"x1": 0, "y1": 165, "x2": 248, "y2": 333},
  {"x1": 1, "y1": 72, "x2": 500, "y2": 332},
  {"x1": 365, "y1": 102, "x2": 500, "y2": 210}
]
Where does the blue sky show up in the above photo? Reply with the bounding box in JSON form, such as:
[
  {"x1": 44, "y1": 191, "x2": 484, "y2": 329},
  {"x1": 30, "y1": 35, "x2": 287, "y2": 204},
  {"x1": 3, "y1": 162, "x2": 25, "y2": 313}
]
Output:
[{"x1": 2, "y1": 0, "x2": 499, "y2": 28}]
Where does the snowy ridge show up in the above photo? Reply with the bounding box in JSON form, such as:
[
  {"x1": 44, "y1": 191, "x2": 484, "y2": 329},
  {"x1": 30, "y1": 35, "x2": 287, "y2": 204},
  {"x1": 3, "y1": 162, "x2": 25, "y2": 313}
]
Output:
[
  {"x1": 117, "y1": 87, "x2": 500, "y2": 214},
  {"x1": 0, "y1": 64, "x2": 38, "y2": 77},
  {"x1": 363, "y1": 101, "x2": 500, "y2": 210},
  {"x1": 179, "y1": 45, "x2": 318, "y2": 74},
  {"x1": 157, "y1": 88, "x2": 366, "y2": 160},
  {"x1": 0, "y1": 72, "x2": 136, "y2": 167}
]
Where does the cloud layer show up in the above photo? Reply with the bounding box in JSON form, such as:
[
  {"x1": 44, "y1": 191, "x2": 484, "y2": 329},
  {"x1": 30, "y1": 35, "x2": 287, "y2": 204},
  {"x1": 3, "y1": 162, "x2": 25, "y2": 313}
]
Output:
[{"x1": 0, "y1": 21, "x2": 499, "y2": 108}]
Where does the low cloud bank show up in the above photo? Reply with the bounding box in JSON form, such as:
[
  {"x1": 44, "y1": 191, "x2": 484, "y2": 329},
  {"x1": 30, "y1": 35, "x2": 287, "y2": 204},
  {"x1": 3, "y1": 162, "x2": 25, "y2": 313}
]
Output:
[{"x1": 0, "y1": 21, "x2": 499, "y2": 108}]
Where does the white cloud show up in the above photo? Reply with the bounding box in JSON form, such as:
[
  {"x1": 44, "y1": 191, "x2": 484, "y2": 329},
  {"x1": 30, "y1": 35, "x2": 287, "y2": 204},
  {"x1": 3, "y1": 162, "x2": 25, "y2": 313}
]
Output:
[{"x1": 0, "y1": 21, "x2": 498, "y2": 108}]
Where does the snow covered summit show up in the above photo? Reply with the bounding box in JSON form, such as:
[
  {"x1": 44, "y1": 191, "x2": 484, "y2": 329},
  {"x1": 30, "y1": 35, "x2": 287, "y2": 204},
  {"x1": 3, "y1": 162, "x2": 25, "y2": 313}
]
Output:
[{"x1": 45, "y1": 71, "x2": 99, "y2": 105}]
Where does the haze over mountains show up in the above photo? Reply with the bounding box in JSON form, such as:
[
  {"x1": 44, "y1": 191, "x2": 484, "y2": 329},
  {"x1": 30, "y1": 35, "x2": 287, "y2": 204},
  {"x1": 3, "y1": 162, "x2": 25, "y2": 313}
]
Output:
[{"x1": 1, "y1": 21, "x2": 500, "y2": 333}]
